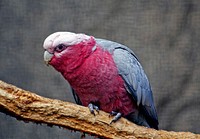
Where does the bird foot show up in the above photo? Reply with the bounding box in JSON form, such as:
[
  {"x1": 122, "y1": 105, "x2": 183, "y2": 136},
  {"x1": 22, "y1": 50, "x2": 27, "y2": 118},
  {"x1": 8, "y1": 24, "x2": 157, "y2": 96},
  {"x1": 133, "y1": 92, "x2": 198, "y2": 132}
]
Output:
[
  {"x1": 109, "y1": 111, "x2": 122, "y2": 124},
  {"x1": 88, "y1": 103, "x2": 99, "y2": 116}
]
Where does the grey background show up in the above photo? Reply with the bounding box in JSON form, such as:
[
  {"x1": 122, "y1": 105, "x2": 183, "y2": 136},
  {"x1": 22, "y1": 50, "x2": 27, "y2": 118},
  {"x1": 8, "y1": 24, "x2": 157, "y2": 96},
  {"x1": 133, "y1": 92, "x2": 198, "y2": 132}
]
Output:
[{"x1": 0, "y1": 0, "x2": 200, "y2": 138}]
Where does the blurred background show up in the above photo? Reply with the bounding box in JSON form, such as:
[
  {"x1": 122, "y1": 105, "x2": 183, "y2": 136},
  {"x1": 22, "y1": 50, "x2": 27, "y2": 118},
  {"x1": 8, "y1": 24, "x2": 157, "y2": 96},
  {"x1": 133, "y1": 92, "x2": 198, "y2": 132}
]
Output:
[{"x1": 0, "y1": 0, "x2": 200, "y2": 138}]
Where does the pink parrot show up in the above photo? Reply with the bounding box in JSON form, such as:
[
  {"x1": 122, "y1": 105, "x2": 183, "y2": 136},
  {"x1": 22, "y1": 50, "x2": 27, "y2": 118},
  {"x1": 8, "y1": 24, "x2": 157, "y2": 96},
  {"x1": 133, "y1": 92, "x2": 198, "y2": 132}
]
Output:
[{"x1": 43, "y1": 32, "x2": 158, "y2": 129}]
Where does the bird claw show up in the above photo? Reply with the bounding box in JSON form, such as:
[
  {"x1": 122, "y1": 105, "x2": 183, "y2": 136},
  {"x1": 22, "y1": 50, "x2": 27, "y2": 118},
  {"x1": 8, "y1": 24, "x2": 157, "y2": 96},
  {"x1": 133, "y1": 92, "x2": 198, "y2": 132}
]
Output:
[
  {"x1": 109, "y1": 111, "x2": 118, "y2": 116},
  {"x1": 88, "y1": 103, "x2": 99, "y2": 116},
  {"x1": 109, "y1": 112, "x2": 122, "y2": 124}
]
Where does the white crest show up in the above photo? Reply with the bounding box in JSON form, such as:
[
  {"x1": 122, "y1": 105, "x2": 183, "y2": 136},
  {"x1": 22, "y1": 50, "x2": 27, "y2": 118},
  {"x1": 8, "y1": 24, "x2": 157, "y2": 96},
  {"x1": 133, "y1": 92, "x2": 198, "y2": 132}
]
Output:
[{"x1": 43, "y1": 32, "x2": 90, "y2": 52}]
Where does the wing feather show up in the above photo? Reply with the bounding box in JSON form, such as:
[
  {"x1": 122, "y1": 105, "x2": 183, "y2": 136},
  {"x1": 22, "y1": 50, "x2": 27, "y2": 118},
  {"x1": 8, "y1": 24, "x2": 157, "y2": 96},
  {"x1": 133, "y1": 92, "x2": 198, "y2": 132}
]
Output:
[{"x1": 71, "y1": 88, "x2": 82, "y2": 105}]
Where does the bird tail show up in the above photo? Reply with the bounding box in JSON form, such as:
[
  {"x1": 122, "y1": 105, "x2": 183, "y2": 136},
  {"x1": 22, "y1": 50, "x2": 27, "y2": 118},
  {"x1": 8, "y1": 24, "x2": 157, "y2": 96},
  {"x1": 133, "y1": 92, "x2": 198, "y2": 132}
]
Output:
[{"x1": 125, "y1": 110, "x2": 159, "y2": 130}]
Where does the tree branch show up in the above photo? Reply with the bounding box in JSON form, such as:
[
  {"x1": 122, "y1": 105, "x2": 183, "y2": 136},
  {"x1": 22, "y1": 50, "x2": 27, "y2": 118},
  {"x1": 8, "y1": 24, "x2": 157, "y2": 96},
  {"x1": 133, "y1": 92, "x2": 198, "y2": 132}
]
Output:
[{"x1": 0, "y1": 80, "x2": 199, "y2": 139}]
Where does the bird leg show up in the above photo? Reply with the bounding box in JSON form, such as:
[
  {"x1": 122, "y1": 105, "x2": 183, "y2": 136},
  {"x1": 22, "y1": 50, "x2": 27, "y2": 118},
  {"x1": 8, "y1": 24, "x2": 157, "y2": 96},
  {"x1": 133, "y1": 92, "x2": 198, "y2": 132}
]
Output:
[
  {"x1": 88, "y1": 103, "x2": 99, "y2": 116},
  {"x1": 109, "y1": 111, "x2": 122, "y2": 124}
]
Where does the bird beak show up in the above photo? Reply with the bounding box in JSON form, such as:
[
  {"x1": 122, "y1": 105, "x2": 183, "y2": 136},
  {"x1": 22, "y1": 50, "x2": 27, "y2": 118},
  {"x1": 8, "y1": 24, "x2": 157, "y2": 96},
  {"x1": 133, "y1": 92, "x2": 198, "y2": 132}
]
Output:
[{"x1": 44, "y1": 51, "x2": 53, "y2": 66}]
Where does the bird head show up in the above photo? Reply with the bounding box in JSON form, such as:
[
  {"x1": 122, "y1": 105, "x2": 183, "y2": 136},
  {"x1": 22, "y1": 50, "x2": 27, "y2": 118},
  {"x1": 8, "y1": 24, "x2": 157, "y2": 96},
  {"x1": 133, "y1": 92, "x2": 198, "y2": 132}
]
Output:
[{"x1": 43, "y1": 32, "x2": 96, "y2": 73}]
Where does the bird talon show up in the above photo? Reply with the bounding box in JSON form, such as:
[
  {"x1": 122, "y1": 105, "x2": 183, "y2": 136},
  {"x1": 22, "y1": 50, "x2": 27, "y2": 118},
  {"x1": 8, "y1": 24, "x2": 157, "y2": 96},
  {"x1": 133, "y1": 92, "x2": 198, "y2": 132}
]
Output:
[
  {"x1": 90, "y1": 109, "x2": 95, "y2": 116},
  {"x1": 88, "y1": 103, "x2": 99, "y2": 116},
  {"x1": 93, "y1": 105, "x2": 99, "y2": 112},
  {"x1": 109, "y1": 112, "x2": 122, "y2": 124},
  {"x1": 109, "y1": 111, "x2": 118, "y2": 116}
]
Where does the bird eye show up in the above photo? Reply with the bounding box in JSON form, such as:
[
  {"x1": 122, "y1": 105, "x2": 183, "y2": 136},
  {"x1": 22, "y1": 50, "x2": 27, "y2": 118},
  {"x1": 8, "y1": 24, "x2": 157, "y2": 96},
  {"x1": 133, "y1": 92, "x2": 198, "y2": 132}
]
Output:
[{"x1": 55, "y1": 44, "x2": 66, "y2": 52}]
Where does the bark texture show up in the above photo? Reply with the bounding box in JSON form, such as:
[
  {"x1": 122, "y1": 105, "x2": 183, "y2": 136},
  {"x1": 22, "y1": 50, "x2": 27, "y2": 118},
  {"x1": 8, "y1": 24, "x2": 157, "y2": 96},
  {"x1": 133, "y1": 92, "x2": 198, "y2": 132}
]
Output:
[{"x1": 0, "y1": 80, "x2": 199, "y2": 139}]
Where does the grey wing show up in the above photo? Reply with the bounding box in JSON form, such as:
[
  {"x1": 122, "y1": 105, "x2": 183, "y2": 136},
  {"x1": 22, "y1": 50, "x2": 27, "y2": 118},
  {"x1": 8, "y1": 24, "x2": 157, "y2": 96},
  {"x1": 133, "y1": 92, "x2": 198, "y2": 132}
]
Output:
[
  {"x1": 96, "y1": 38, "x2": 158, "y2": 128},
  {"x1": 71, "y1": 87, "x2": 82, "y2": 105},
  {"x1": 113, "y1": 48, "x2": 158, "y2": 128}
]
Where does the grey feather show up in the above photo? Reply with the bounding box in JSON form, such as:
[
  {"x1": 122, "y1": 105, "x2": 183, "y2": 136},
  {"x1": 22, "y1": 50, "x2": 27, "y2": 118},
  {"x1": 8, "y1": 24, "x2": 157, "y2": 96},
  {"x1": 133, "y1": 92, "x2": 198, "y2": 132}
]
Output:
[{"x1": 71, "y1": 87, "x2": 82, "y2": 105}]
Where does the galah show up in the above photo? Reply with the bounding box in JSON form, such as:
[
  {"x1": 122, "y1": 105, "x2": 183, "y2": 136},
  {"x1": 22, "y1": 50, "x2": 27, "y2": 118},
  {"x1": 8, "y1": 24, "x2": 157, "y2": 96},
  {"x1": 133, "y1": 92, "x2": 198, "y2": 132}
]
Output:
[{"x1": 43, "y1": 32, "x2": 159, "y2": 129}]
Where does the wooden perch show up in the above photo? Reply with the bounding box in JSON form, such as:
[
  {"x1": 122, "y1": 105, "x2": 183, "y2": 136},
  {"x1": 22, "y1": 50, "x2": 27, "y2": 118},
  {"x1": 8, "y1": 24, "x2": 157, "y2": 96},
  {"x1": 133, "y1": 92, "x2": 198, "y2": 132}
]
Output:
[{"x1": 0, "y1": 80, "x2": 199, "y2": 139}]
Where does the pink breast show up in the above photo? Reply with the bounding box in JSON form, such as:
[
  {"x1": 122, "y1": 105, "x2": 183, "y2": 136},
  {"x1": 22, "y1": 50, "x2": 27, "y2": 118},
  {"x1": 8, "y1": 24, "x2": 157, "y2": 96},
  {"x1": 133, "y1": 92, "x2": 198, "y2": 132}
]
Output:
[{"x1": 64, "y1": 47, "x2": 137, "y2": 116}]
